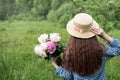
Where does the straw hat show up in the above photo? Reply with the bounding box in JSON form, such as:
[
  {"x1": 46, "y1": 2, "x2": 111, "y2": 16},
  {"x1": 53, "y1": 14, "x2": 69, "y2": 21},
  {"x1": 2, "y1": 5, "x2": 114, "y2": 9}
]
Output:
[{"x1": 66, "y1": 13, "x2": 99, "y2": 38}]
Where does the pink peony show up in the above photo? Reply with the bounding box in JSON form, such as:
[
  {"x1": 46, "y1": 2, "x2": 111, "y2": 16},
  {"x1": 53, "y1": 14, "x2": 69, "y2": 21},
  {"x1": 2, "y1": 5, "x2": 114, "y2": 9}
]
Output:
[{"x1": 47, "y1": 41, "x2": 57, "y2": 54}]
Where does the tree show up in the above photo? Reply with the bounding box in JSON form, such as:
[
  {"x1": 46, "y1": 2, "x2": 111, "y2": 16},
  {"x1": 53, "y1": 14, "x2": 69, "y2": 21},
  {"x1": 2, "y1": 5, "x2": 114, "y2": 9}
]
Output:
[
  {"x1": 50, "y1": 0, "x2": 64, "y2": 10},
  {"x1": 0, "y1": 0, "x2": 15, "y2": 20},
  {"x1": 15, "y1": 0, "x2": 33, "y2": 13},
  {"x1": 31, "y1": 0, "x2": 51, "y2": 19}
]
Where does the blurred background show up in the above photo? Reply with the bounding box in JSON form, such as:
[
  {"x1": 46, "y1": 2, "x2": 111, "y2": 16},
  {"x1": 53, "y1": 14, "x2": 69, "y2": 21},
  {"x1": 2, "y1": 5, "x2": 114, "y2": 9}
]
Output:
[
  {"x1": 0, "y1": 0, "x2": 120, "y2": 80},
  {"x1": 0, "y1": 0, "x2": 120, "y2": 30}
]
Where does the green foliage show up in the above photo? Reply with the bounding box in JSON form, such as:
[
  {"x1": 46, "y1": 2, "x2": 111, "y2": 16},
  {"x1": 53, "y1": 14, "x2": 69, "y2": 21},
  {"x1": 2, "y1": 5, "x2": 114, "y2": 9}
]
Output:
[
  {"x1": 47, "y1": 10, "x2": 57, "y2": 22},
  {"x1": 0, "y1": 0, "x2": 15, "y2": 20},
  {"x1": 48, "y1": 2, "x2": 75, "y2": 27},
  {"x1": 47, "y1": 0, "x2": 64, "y2": 22},
  {"x1": 31, "y1": 0, "x2": 51, "y2": 18},
  {"x1": 0, "y1": 0, "x2": 120, "y2": 31},
  {"x1": 50, "y1": 0, "x2": 64, "y2": 10},
  {"x1": 15, "y1": 0, "x2": 33, "y2": 13}
]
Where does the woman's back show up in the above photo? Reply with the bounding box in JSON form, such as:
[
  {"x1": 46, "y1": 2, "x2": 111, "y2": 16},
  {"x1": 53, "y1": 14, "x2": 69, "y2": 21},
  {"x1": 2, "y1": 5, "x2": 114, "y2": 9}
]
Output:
[{"x1": 62, "y1": 36, "x2": 104, "y2": 76}]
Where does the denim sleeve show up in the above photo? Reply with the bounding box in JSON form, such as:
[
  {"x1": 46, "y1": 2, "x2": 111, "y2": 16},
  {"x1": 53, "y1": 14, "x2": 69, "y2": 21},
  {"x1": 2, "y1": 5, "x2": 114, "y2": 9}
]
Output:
[
  {"x1": 56, "y1": 67, "x2": 73, "y2": 80},
  {"x1": 105, "y1": 39, "x2": 120, "y2": 56}
]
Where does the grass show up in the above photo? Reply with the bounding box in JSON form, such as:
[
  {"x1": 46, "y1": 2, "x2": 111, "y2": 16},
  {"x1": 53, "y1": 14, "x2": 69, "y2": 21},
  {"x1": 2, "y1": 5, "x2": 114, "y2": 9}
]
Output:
[{"x1": 0, "y1": 21, "x2": 120, "y2": 80}]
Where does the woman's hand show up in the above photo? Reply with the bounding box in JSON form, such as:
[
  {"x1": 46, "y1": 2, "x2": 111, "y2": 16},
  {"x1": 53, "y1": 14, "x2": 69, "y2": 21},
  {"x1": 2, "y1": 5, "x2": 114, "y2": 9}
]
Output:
[
  {"x1": 90, "y1": 27, "x2": 113, "y2": 43},
  {"x1": 52, "y1": 57, "x2": 59, "y2": 69},
  {"x1": 90, "y1": 27, "x2": 105, "y2": 37}
]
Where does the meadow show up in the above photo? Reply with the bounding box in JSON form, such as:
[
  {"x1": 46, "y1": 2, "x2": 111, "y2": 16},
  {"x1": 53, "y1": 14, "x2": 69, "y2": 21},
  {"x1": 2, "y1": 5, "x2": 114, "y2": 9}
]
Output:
[{"x1": 0, "y1": 21, "x2": 120, "y2": 80}]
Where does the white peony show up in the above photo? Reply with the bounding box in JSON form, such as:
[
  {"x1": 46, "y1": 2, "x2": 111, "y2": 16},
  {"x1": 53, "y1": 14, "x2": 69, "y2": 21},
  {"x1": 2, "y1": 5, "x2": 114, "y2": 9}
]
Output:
[
  {"x1": 34, "y1": 45, "x2": 47, "y2": 57},
  {"x1": 38, "y1": 34, "x2": 48, "y2": 43},
  {"x1": 40, "y1": 43, "x2": 47, "y2": 51},
  {"x1": 50, "y1": 33, "x2": 61, "y2": 42}
]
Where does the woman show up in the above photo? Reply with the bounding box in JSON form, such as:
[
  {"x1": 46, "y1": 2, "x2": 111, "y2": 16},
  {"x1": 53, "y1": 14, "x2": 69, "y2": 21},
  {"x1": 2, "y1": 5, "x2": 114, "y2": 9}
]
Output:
[{"x1": 52, "y1": 13, "x2": 120, "y2": 80}]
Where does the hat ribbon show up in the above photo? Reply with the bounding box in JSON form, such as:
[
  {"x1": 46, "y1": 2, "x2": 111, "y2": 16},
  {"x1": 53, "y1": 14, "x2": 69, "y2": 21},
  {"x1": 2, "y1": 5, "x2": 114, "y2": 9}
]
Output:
[{"x1": 74, "y1": 26, "x2": 90, "y2": 33}]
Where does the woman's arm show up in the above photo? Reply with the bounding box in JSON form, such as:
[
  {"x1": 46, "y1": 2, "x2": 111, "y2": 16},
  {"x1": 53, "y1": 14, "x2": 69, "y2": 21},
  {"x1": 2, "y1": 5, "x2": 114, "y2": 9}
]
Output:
[
  {"x1": 90, "y1": 27, "x2": 120, "y2": 56},
  {"x1": 52, "y1": 57, "x2": 59, "y2": 69},
  {"x1": 52, "y1": 57, "x2": 73, "y2": 80}
]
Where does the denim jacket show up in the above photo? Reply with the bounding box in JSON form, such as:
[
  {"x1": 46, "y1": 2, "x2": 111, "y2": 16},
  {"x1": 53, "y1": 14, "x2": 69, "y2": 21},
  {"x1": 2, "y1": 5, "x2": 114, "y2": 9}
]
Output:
[{"x1": 55, "y1": 39, "x2": 120, "y2": 80}]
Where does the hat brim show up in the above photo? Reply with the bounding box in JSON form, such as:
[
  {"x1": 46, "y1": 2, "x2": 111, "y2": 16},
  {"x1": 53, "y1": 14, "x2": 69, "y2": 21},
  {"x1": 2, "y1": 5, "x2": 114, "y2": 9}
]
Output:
[{"x1": 66, "y1": 19, "x2": 99, "y2": 38}]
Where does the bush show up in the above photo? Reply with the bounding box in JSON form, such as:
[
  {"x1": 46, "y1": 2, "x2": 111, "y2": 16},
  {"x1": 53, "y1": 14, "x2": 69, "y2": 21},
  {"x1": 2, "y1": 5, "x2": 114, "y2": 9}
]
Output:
[
  {"x1": 47, "y1": 10, "x2": 57, "y2": 22},
  {"x1": 55, "y1": 2, "x2": 75, "y2": 27}
]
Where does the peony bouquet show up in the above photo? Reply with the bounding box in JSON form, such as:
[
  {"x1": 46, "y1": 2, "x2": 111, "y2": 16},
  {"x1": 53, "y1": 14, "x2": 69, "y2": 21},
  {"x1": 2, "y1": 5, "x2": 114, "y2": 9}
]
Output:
[{"x1": 34, "y1": 33, "x2": 64, "y2": 59}]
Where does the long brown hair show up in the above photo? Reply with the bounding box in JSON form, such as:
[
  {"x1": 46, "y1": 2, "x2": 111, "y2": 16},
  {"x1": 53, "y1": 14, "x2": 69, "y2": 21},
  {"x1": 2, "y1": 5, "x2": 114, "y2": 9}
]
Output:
[{"x1": 62, "y1": 36, "x2": 105, "y2": 76}]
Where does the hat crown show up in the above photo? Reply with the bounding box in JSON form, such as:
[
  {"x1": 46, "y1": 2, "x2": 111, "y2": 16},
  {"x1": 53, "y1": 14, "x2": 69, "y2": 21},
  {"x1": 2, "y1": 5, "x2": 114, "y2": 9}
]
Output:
[{"x1": 73, "y1": 13, "x2": 93, "y2": 29}]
